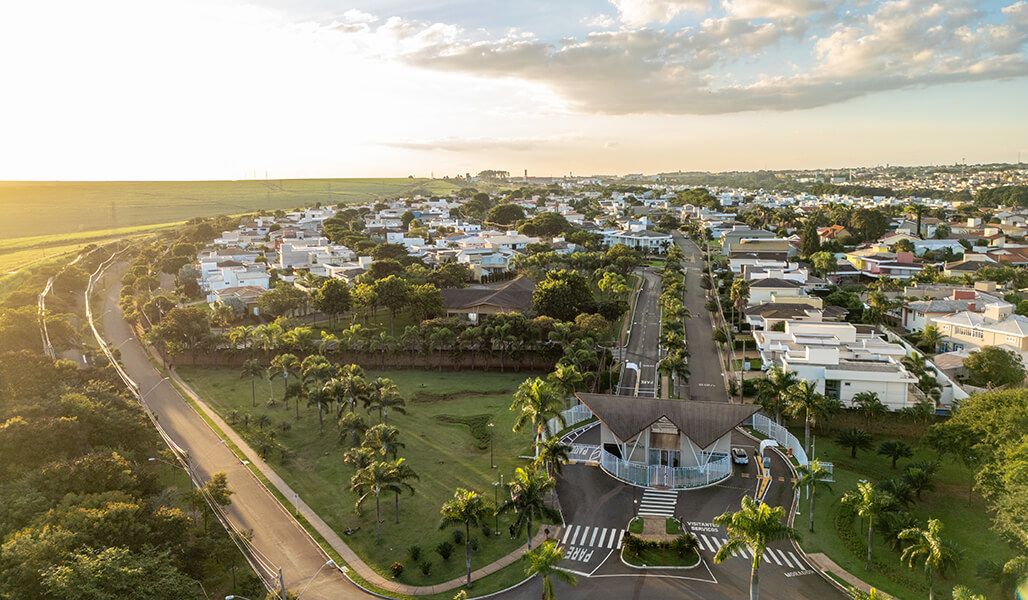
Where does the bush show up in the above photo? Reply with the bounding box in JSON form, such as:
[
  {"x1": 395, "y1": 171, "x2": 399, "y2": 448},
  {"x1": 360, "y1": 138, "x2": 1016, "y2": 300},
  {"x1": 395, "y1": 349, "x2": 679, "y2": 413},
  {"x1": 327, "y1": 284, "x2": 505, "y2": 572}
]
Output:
[
  {"x1": 469, "y1": 537, "x2": 479, "y2": 552},
  {"x1": 742, "y1": 379, "x2": 757, "y2": 398},
  {"x1": 407, "y1": 545, "x2": 421, "y2": 562},
  {"x1": 481, "y1": 523, "x2": 492, "y2": 537},
  {"x1": 419, "y1": 561, "x2": 432, "y2": 576},
  {"x1": 436, "y1": 541, "x2": 454, "y2": 561},
  {"x1": 390, "y1": 562, "x2": 404, "y2": 578},
  {"x1": 452, "y1": 529, "x2": 464, "y2": 544},
  {"x1": 622, "y1": 532, "x2": 645, "y2": 555},
  {"x1": 671, "y1": 533, "x2": 699, "y2": 558}
]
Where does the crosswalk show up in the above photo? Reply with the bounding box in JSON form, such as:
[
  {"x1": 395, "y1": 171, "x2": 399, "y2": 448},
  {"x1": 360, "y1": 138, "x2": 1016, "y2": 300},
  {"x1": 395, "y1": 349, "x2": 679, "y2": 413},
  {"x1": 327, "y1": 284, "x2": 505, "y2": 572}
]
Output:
[
  {"x1": 638, "y1": 488, "x2": 678, "y2": 517},
  {"x1": 695, "y1": 533, "x2": 809, "y2": 571},
  {"x1": 560, "y1": 524, "x2": 626, "y2": 550}
]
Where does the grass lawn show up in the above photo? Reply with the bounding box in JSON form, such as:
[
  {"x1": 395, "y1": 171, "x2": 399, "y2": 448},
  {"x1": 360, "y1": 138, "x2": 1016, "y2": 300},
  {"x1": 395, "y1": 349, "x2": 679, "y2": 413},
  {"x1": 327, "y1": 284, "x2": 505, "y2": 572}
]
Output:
[
  {"x1": 177, "y1": 366, "x2": 542, "y2": 586},
  {"x1": 798, "y1": 425, "x2": 1011, "y2": 600}
]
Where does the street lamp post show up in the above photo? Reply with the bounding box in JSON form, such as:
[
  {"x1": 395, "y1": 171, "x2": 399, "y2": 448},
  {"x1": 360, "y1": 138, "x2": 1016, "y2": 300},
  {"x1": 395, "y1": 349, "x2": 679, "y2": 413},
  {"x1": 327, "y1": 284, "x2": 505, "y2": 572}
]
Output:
[{"x1": 487, "y1": 422, "x2": 495, "y2": 468}]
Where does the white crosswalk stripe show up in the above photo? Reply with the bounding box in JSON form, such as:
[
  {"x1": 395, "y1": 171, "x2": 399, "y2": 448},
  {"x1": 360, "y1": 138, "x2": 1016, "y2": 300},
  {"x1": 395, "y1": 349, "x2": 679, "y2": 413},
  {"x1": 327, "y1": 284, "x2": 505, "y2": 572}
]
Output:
[
  {"x1": 558, "y1": 525, "x2": 625, "y2": 552},
  {"x1": 638, "y1": 488, "x2": 678, "y2": 517},
  {"x1": 690, "y1": 527, "x2": 808, "y2": 573},
  {"x1": 778, "y1": 549, "x2": 794, "y2": 569},
  {"x1": 788, "y1": 551, "x2": 805, "y2": 569}
]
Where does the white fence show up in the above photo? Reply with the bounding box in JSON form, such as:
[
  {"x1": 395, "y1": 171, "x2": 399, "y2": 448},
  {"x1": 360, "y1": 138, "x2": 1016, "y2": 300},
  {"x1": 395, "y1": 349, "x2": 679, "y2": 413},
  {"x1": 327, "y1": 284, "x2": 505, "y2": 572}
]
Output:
[
  {"x1": 547, "y1": 403, "x2": 593, "y2": 436},
  {"x1": 600, "y1": 449, "x2": 732, "y2": 489},
  {"x1": 749, "y1": 413, "x2": 834, "y2": 479}
]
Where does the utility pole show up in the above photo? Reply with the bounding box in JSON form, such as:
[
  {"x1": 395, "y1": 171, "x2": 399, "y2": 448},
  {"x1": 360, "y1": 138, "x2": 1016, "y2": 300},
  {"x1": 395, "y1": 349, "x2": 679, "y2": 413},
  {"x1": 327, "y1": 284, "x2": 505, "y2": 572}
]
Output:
[{"x1": 279, "y1": 568, "x2": 286, "y2": 600}]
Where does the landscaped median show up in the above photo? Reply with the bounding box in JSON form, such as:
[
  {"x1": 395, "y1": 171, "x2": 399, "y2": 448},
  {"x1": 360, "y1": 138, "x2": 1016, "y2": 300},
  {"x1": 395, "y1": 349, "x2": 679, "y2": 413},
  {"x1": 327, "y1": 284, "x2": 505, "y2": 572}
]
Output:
[
  {"x1": 620, "y1": 517, "x2": 701, "y2": 569},
  {"x1": 175, "y1": 365, "x2": 548, "y2": 596}
]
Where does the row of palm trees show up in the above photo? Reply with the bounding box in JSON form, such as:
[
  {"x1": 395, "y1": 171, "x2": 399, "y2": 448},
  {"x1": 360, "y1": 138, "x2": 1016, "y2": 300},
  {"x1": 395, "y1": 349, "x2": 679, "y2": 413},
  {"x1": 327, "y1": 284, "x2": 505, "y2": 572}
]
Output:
[
  {"x1": 656, "y1": 242, "x2": 691, "y2": 396},
  {"x1": 753, "y1": 367, "x2": 842, "y2": 456}
]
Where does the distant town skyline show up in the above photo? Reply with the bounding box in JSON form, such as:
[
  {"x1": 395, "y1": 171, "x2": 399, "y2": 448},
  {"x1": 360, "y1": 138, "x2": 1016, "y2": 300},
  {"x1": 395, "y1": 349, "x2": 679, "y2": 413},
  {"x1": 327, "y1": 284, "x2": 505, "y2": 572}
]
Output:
[{"x1": 0, "y1": 0, "x2": 1026, "y2": 181}]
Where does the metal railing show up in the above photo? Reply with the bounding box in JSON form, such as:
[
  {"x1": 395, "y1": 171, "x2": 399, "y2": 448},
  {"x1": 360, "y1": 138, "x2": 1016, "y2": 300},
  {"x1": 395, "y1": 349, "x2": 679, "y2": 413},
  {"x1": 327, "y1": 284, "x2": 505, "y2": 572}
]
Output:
[
  {"x1": 599, "y1": 448, "x2": 732, "y2": 489},
  {"x1": 547, "y1": 403, "x2": 593, "y2": 436},
  {"x1": 750, "y1": 413, "x2": 808, "y2": 465}
]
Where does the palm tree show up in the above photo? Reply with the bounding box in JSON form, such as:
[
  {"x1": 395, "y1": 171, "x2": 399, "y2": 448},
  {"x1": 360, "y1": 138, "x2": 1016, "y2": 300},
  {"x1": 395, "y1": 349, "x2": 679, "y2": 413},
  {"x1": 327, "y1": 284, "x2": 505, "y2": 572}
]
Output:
[
  {"x1": 240, "y1": 359, "x2": 265, "y2": 408},
  {"x1": 840, "y1": 481, "x2": 894, "y2": 572},
  {"x1": 918, "y1": 325, "x2": 943, "y2": 353},
  {"x1": 846, "y1": 587, "x2": 883, "y2": 600},
  {"x1": 729, "y1": 278, "x2": 750, "y2": 391},
  {"x1": 439, "y1": 488, "x2": 492, "y2": 586},
  {"x1": 852, "y1": 391, "x2": 887, "y2": 425},
  {"x1": 307, "y1": 386, "x2": 333, "y2": 434},
  {"x1": 498, "y1": 466, "x2": 560, "y2": 549},
  {"x1": 387, "y1": 457, "x2": 419, "y2": 524},
  {"x1": 898, "y1": 518, "x2": 958, "y2": 600},
  {"x1": 902, "y1": 465, "x2": 936, "y2": 499},
  {"x1": 836, "y1": 428, "x2": 874, "y2": 459},
  {"x1": 794, "y1": 460, "x2": 833, "y2": 533},
  {"x1": 547, "y1": 363, "x2": 584, "y2": 407},
  {"x1": 784, "y1": 380, "x2": 839, "y2": 457},
  {"x1": 523, "y1": 540, "x2": 576, "y2": 600},
  {"x1": 338, "y1": 412, "x2": 368, "y2": 448},
  {"x1": 351, "y1": 460, "x2": 401, "y2": 539},
  {"x1": 877, "y1": 440, "x2": 913, "y2": 469},
  {"x1": 336, "y1": 364, "x2": 368, "y2": 415},
  {"x1": 511, "y1": 377, "x2": 566, "y2": 458},
  {"x1": 753, "y1": 367, "x2": 797, "y2": 424},
  {"x1": 227, "y1": 325, "x2": 253, "y2": 353},
  {"x1": 363, "y1": 423, "x2": 404, "y2": 459},
  {"x1": 713, "y1": 496, "x2": 800, "y2": 600},
  {"x1": 365, "y1": 377, "x2": 406, "y2": 422},
  {"x1": 657, "y1": 351, "x2": 690, "y2": 398},
  {"x1": 343, "y1": 446, "x2": 376, "y2": 471},
  {"x1": 268, "y1": 353, "x2": 299, "y2": 408},
  {"x1": 534, "y1": 436, "x2": 571, "y2": 479}
]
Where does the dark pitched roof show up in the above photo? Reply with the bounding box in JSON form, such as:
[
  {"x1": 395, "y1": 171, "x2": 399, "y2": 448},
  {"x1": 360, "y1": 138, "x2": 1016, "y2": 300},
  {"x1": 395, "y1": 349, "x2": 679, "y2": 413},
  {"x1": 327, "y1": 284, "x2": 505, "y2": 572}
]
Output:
[
  {"x1": 744, "y1": 303, "x2": 817, "y2": 318},
  {"x1": 441, "y1": 277, "x2": 535, "y2": 311},
  {"x1": 575, "y1": 393, "x2": 759, "y2": 448},
  {"x1": 749, "y1": 277, "x2": 805, "y2": 288}
]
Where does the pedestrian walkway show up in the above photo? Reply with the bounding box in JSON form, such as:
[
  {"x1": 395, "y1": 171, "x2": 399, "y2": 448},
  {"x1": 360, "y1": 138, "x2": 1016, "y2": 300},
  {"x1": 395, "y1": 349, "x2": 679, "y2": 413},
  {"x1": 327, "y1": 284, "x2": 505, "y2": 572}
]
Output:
[
  {"x1": 638, "y1": 488, "x2": 678, "y2": 517},
  {"x1": 560, "y1": 524, "x2": 626, "y2": 550},
  {"x1": 695, "y1": 534, "x2": 812, "y2": 572}
]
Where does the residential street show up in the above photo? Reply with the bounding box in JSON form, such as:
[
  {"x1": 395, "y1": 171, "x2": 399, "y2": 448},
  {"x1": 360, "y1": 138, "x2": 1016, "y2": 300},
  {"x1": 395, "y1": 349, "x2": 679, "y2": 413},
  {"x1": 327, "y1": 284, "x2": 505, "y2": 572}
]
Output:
[
  {"x1": 97, "y1": 266, "x2": 353, "y2": 600},
  {"x1": 673, "y1": 232, "x2": 730, "y2": 403},
  {"x1": 618, "y1": 268, "x2": 661, "y2": 397}
]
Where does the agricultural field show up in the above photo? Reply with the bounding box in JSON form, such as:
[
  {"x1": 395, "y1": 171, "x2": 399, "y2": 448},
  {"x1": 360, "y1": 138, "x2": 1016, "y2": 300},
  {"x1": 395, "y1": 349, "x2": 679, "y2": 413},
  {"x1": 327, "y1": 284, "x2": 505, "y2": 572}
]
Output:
[
  {"x1": 0, "y1": 178, "x2": 461, "y2": 239},
  {"x1": 0, "y1": 222, "x2": 180, "y2": 274},
  {"x1": 176, "y1": 366, "x2": 541, "y2": 587}
]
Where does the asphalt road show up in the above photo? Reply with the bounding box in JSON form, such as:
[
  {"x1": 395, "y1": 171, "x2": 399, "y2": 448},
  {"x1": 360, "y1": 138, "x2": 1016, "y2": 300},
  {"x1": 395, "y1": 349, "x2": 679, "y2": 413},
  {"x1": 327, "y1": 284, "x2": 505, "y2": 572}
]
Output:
[
  {"x1": 673, "y1": 232, "x2": 730, "y2": 403},
  {"x1": 618, "y1": 268, "x2": 661, "y2": 397},
  {"x1": 501, "y1": 429, "x2": 842, "y2": 600},
  {"x1": 97, "y1": 266, "x2": 354, "y2": 599}
]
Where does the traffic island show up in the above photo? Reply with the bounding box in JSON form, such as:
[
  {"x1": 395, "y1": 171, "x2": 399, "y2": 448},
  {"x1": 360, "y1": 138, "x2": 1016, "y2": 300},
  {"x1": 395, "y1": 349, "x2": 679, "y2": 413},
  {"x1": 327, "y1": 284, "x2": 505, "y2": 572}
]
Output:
[{"x1": 619, "y1": 517, "x2": 702, "y2": 569}]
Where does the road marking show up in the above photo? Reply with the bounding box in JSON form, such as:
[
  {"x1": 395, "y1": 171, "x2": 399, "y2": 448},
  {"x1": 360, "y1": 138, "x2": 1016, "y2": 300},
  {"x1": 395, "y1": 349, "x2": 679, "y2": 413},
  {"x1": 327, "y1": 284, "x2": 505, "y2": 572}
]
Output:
[
  {"x1": 765, "y1": 550, "x2": 782, "y2": 566},
  {"x1": 580, "y1": 526, "x2": 590, "y2": 545},
  {"x1": 589, "y1": 527, "x2": 599, "y2": 547},
  {"x1": 569, "y1": 526, "x2": 581, "y2": 545},
  {"x1": 788, "y1": 551, "x2": 805, "y2": 569},
  {"x1": 562, "y1": 526, "x2": 572, "y2": 544},
  {"x1": 700, "y1": 534, "x2": 715, "y2": 552},
  {"x1": 608, "y1": 530, "x2": 618, "y2": 549},
  {"x1": 777, "y1": 549, "x2": 795, "y2": 569},
  {"x1": 597, "y1": 528, "x2": 607, "y2": 548},
  {"x1": 616, "y1": 529, "x2": 625, "y2": 549}
]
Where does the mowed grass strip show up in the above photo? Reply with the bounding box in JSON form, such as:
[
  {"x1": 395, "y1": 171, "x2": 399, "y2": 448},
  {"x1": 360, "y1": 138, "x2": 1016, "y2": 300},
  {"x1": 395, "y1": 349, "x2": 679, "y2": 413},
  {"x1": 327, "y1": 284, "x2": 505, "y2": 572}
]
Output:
[
  {"x1": 797, "y1": 425, "x2": 1010, "y2": 600},
  {"x1": 0, "y1": 178, "x2": 460, "y2": 239},
  {"x1": 177, "y1": 366, "x2": 540, "y2": 586}
]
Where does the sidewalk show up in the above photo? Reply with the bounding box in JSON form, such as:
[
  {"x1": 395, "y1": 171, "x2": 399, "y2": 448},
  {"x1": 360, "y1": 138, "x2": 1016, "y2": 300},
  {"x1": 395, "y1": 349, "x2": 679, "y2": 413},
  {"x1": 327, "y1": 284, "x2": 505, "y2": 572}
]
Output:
[
  {"x1": 166, "y1": 362, "x2": 548, "y2": 596},
  {"x1": 805, "y1": 553, "x2": 879, "y2": 596}
]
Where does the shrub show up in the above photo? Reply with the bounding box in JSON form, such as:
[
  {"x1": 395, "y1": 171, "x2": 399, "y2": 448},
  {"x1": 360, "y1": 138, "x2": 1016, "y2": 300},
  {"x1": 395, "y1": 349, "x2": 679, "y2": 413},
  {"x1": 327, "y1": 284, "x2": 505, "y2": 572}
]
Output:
[
  {"x1": 436, "y1": 541, "x2": 454, "y2": 561},
  {"x1": 452, "y1": 529, "x2": 464, "y2": 544},
  {"x1": 419, "y1": 561, "x2": 432, "y2": 576},
  {"x1": 408, "y1": 545, "x2": 421, "y2": 562},
  {"x1": 481, "y1": 523, "x2": 492, "y2": 537},
  {"x1": 672, "y1": 533, "x2": 699, "y2": 558},
  {"x1": 469, "y1": 537, "x2": 479, "y2": 552},
  {"x1": 390, "y1": 562, "x2": 404, "y2": 578},
  {"x1": 622, "y1": 532, "x2": 645, "y2": 555}
]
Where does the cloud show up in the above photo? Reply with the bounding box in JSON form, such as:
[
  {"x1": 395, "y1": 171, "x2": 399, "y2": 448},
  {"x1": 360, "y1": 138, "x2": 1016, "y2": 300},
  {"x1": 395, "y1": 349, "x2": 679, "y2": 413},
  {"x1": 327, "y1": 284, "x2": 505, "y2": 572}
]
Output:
[
  {"x1": 379, "y1": 135, "x2": 576, "y2": 152},
  {"x1": 582, "y1": 13, "x2": 618, "y2": 28},
  {"x1": 610, "y1": 0, "x2": 707, "y2": 26},
  {"x1": 722, "y1": 0, "x2": 832, "y2": 18},
  {"x1": 335, "y1": 0, "x2": 1028, "y2": 115}
]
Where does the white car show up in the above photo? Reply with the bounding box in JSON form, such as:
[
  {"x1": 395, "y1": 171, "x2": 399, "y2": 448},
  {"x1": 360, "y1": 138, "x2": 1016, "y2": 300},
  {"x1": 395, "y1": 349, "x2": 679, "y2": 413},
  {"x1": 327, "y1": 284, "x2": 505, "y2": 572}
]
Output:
[{"x1": 731, "y1": 447, "x2": 749, "y2": 465}]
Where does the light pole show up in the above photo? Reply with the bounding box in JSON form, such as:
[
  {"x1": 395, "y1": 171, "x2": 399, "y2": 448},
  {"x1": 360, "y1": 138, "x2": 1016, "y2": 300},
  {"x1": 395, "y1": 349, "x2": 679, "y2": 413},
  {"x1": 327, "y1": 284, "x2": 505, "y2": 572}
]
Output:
[
  {"x1": 140, "y1": 376, "x2": 170, "y2": 401},
  {"x1": 487, "y1": 422, "x2": 495, "y2": 468},
  {"x1": 295, "y1": 559, "x2": 336, "y2": 599}
]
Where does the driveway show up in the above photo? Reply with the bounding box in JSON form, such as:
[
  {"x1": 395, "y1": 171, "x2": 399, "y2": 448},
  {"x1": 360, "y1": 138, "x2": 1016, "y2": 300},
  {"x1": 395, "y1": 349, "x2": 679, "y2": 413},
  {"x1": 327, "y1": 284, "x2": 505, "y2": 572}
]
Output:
[{"x1": 673, "y1": 232, "x2": 730, "y2": 403}]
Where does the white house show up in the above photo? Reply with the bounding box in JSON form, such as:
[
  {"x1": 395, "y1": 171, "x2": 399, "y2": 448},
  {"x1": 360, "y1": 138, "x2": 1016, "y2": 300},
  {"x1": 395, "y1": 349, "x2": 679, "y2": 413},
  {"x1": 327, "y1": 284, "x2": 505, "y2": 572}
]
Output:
[{"x1": 599, "y1": 229, "x2": 672, "y2": 253}]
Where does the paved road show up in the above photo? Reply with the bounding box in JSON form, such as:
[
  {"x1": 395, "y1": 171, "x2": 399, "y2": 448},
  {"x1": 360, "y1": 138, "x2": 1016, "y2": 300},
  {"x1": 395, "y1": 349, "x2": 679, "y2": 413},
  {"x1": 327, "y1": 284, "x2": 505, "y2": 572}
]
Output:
[
  {"x1": 503, "y1": 430, "x2": 842, "y2": 600},
  {"x1": 618, "y1": 268, "x2": 661, "y2": 397},
  {"x1": 97, "y1": 266, "x2": 353, "y2": 599},
  {"x1": 673, "y1": 232, "x2": 730, "y2": 403}
]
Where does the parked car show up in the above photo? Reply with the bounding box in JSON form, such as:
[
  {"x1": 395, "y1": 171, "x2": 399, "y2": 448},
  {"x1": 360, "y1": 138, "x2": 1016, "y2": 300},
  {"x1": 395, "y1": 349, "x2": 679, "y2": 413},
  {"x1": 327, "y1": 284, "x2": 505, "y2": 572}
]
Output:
[{"x1": 731, "y1": 447, "x2": 749, "y2": 465}]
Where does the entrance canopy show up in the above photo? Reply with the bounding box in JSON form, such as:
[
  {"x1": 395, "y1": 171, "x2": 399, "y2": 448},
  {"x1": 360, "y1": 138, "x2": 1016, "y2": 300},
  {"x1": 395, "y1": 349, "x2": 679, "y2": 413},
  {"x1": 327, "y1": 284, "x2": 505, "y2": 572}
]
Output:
[{"x1": 575, "y1": 393, "x2": 759, "y2": 448}]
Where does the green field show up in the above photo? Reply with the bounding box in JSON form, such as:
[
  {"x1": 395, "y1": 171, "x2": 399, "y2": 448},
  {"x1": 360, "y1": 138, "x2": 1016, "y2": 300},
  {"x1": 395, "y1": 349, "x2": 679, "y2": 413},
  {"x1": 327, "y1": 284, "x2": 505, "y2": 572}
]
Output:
[
  {"x1": 800, "y1": 426, "x2": 1009, "y2": 600},
  {"x1": 0, "y1": 178, "x2": 460, "y2": 239},
  {"x1": 0, "y1": 222, "x2": 180, "y2": 273},
  {"x1": 176, "y1": 366, "x2": 541, "y2": 587}
]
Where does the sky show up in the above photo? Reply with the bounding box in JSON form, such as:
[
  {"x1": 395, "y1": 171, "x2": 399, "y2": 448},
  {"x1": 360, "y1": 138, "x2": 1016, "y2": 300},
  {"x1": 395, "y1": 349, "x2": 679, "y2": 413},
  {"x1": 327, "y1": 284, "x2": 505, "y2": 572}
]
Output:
[{"x1": 0, "y1": 0, "x2": 1026, "y2": 180}]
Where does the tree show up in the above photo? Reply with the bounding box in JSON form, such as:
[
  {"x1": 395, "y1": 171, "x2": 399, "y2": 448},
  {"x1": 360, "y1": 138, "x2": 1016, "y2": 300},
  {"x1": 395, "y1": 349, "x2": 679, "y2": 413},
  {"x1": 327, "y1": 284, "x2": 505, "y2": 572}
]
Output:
[
  {"x1": 365, "y1": 377, "x2": 406, "y2": 422},
  {"x1": 809, "y1": 251, "x2": 837, "y2": 279},
  {"x1": 547, "y1": 363, "x2": 584, "y2": 405},
  {"x1": 351, "y1": 461, "x2": 401, "y2": 539},
  {"x1": 794, "y1": 459, "x2": 833, "y2": 533},
  {"x1": 372, "y1": 275, "x2": 411, "y2": 336},
  {"x1": 713, "y1": 496, "x2": 800, "y2": 600},
  {"x1": 898, "y1": 519, "x2": 959, "y2": 600},
  {"x1": 532, "y1": 270, "x2": 595, "y2": 322},
  {"x1": 313, "y1": 279, "x2": 351, "y2": 324},
  {"x1": 836, "y1": 428, "x2": 874, "y2": 458},
  {"x1": 784, "y1": 380, "x2": 838, "y2": 457},
  {"x1": 511, "y1": 377, "x2": 566, "y2": 458},
  {"x1": 257, "y1": 284, "x2": 308, "y2": 318},
  {"x1": 240, "y1": 359, "x2": 265, "y2": 408},
  {"x1": 523, "y1": 540, "x2": 576, "y2": 600},
  {"x1": 40, "y1": 547, "x2": 197, "y2": 600},
  {"x1": 852, "y1": 208, "x2": 890, "y2": 242},
  {"x1": 268, "y1": 353, "x2": 300, "y2": 407},
  {"x1": 338, "y1": 412, "x2": 368, "y2": 447},
  {"x1": 439, "y1": 488, "x2": 492, "y2": 586},
  {"x1": 408, "y1": 283, "x2": 444, "y2": 323},
  {"x1": 963, "y1": 346, "x2": 1026, "y2": 387},
  {"x1": 753, "y1": 367, "x2": 797, "y2": 424},
  {"x1": 878, "y1": 440, "x2": 914, "y2": 469},
  {"x1": 498, "y1": 466, "x2": 561, "y2": 549},
  {"x1": 388, "y1": 457, "x2": 419, "y2": 524},
  {"x1": 800, "y1": 220, "x2": 821, "y2": 257},
  {"x1": 840, "y1": 481, "x2": 894, "y2": 572},
  {"x1": 335, "y1": 364, "x2": 368, "y2": 414},
  {"x1": 146, "y1": 306, "x2": 212, "y2": 357},
  {"x1": 534, "y1": 436, "x2": 571, "y2": 478},
  {"x1": 363, "y1": 423, "x2": 404, "y2": 459},
  {"x1": 485, "y1": 203, "x2": 526, "y2": 226},
  {"x1": 657, "y1": 351, "x2": 690, "y2": 397},
  {"x1": 923, "y1": 422, "x2": 979, "y2": 501},
  {"x1": 918, "y1": 325, "x2": 943, "y2": 353},
  {"x1": 902, "y1": 464, "x2": 937, "y2": 499}
]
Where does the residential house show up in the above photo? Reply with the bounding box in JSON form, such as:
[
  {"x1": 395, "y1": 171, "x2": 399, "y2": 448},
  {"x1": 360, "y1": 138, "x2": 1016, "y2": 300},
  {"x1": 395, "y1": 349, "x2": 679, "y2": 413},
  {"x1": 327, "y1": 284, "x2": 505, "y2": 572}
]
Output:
[
  {"x1": 440, "y1": 277, "x2": 535, "y2": 323},
  {"x1": 931, "y1": 304, "x2": 1028, "y2": 353}
]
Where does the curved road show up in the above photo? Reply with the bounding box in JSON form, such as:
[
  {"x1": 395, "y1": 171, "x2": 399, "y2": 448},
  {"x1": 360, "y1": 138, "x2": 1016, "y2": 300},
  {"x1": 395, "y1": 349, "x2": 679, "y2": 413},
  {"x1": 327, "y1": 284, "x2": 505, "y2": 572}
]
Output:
[{"x1": 97, "y1": 266, "x2": 354, "y2": 599}]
